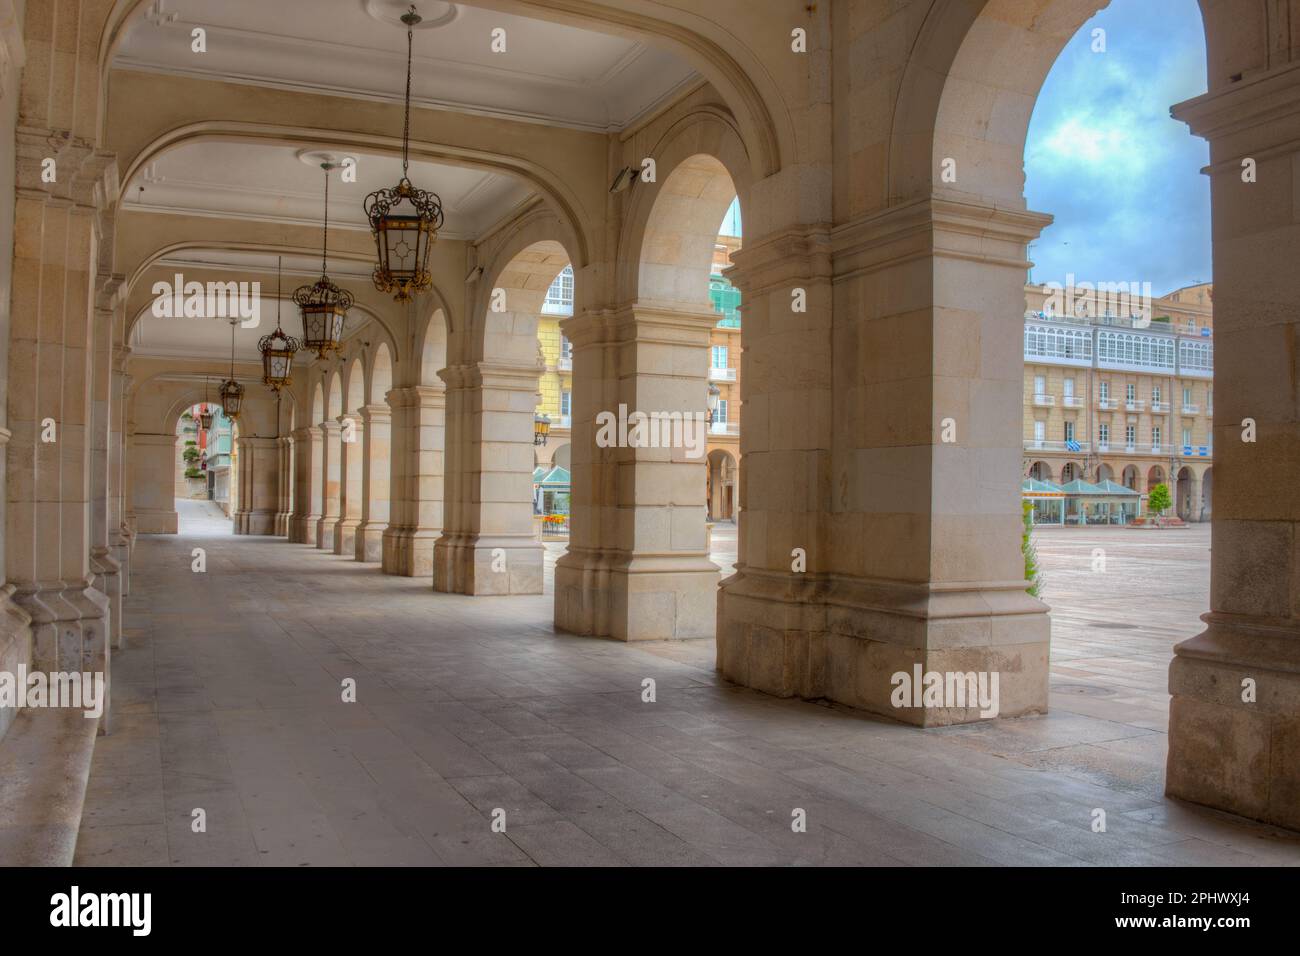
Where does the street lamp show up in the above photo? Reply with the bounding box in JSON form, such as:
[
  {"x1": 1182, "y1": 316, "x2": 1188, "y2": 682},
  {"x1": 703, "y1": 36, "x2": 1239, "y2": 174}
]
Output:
[{"x1": 534, "y1": 413, "x2": 551, "y2": 446}]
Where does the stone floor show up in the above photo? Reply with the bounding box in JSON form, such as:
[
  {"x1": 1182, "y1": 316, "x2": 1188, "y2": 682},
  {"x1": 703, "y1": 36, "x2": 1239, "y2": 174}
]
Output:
[{"x1": 72, "y1": 502, "x2": 1300, "y2": 866}]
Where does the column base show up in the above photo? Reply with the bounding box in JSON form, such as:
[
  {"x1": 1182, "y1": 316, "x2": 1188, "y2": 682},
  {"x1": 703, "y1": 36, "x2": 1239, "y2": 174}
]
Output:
[
  {"x1": 316, "y1": 516, "x2": 338, "y2": 551},
  {"x1": 290, "y1": 515, "x2": 320, "y2": 546},
  {"x1": 9, "y1": 580, "x2": 111, "y2": 735},
  {"x1": 1167, "y1": 615, "x2": 1300, "y2": 830},
  {"x1": 273, "y1": 512, "x2": 290, "y2": 537},
  {"x1": 354, "y1": 523, "x2": 385, "y2": 562},
  {"x1": 381, "y1": 528, "x2": 438, "y2": 577},
  {"x1": 0, "y1": 585, "x2": 33, "y2": 742},
  {"x1": 237, "y1": 511, "x2": 275, "y2": 536},
  {"x1": 89, "y1": 549, "x2": 123, "y2": 651},
  {"x1": 333, "y1": 518, "x2": 361, "y2": 557},
  {"x1": 715, "y1": 569, "x2": 1050, "y2": 726},
  {"x1": 555, "y1": 549, "x2": 719, "y2": 641},
  {"x1": 434, "y1": 533, "x2": 543, "y2": 595},
  {"x1": 134, "y1": 509, "x2": 177, "y2": 534}
]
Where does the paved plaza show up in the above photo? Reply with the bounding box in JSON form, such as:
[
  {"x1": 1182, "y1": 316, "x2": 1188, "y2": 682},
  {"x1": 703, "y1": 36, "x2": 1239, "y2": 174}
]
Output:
[{"x1": 72, "y1": 503, "x2": 1300, "y2": 866}]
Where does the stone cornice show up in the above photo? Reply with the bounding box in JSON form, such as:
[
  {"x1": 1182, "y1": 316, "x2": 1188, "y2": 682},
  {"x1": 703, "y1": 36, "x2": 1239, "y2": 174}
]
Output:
[
  {"x1": 725, "y1": 224, "x2": 832, "y2": 296},
  {"x1": 829, "y1": 197, "x2": 1051, "y2": 283},
  {"x1": 1174, "y1": 60, "x2": 1300, "y2": 147},
  {"x1": 439, "y1": 361, "x2": 544, "y2": 391}
]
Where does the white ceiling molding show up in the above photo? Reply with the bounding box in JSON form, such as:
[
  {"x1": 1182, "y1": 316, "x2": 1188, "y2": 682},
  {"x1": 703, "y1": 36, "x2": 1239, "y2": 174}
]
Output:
[{"x1": 113, "y1": 0, "x2": 698, "y2": 133}]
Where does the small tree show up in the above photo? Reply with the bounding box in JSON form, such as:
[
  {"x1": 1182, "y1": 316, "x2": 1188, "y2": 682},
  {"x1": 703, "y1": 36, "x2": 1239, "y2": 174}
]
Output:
[
  {"x1": 1022, "y1": 500, "x2": 1043, "y2": 598},
  {"x1": 184, "y1": 467, "x2": 204, "y2": 480},
  {"x1": 1147, "y1": 482, "x2": 1172, "y2": 517},
  {"x1": 182, "y1": 446, "x2": 201, "y2": 463}
]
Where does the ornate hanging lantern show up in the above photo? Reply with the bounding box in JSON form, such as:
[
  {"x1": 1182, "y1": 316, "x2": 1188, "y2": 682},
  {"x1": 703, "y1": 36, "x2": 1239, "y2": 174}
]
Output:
[
  {"x1": 533, "y1": 413, "x2": 551, "y2": 447},
  {"x1": 199, "y1": 381, "x2": 214, "y2": 430},
  {"x1": 218, "y1": 319, "x2": 244, "y2": 420},
  {"x1": 295, "y1": 162, "x2": 354, "y2": 357},
  {"x1": 260, "y1": 256, "x2": 300, "y2": 390},
  {"x1": 364, "y1": 5, "x2": 444, "y2": 302}
]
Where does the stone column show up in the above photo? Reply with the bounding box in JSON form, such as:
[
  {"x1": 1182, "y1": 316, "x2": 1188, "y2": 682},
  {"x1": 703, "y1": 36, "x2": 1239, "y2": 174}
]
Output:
[
  {"x1": 1165, "y1": 68, "x2": 1300, "y2": 829},
  {"x1": 333, "y1": 413, "x2": 363, "y2": 555},
  {"x1": 129, "y1": 433, "x2": 179, "y2": 533},
  {"x1": 315, "y1": 420, "x2": 342, "y2": 549},
  {"x1": 435, "y1": 362, "x2": 544, "y2": 595},
  {"x1": 6, "y1": 131, "x2": 114, "y2": 727},
  {"x1": 716, "y1": 203, "x2": 1052, "y2": 726},
  {"x1": 236, "y1": 437, "x2": 278, "y2": 534},
  {"x1": 382, "y1": 385, "x2": 445, "y2": 577},
  {"x1": 109, "y1": 347, "x2": 131, "y2": 600},
  {"x1": 554, "y1": 306, "x2": 718, "y2": 640},
  {"x1": 355, "y1": 404, "x2": 390, "y2": 562},
  {"x1": 289, "y1": 425, "x2": 322, "y2": 545},
  {"x1": 274, "y1": 436, "x2": 293, "y2": 536},
  {"x1": 89, "y1": 280, "x2": 123, "y2": 651}
]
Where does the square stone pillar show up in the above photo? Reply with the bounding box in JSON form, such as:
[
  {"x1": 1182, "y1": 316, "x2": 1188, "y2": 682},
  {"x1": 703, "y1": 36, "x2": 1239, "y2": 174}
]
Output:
[
  {"x1": 274, "y1": 436, "x2": 293, "y2": 536},
  {"x1": 129, "y1": 433, "x2": 178, "y2": 533},
  {"x1": 1165, "y1": 68, "x2": 1300, "y2": 830},
  {"x1": 6, "y1": 134, "x2": 113, "y2": 731},
  {"x1": 289, "y1": 425, "x2": 322, "y2": 545},
  {"x1": 315, "y1": 420, "x2": 342, "y2": 549},
  {"x1": 355, "y1": 404, "x2": 390, "y2": 562},
  {"x1": 235, "y1": 437, "x2": 279, "y2": 534},
  {"x1": 333, "y1": 413, "x2": 363, "y2": 555},
  {"x1": 555, "y1": 306, "x2": 718, "y2": 640},
  {"x1": 109, "y1": 348, "x2": 131, "y2": 599},
  {"x1": 90, "y1": 285, "x2": 124, "y2": 650},
  {"x1": 382, "y1": 385, "x2": 445, "y2": 577},
  {"x1": 716, "y1": 205, "x2": 1051, "y2": 726},
  {"x1": 435, "y1": 362, "x2": 544, "y2": 595}
]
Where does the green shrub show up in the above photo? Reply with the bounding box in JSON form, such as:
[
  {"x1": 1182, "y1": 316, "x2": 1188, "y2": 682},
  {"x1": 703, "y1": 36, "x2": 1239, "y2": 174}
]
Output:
[
  {"x1": 1022, "y1": 500, "x2": 1043, "y2": 598},
  {"x1": 184, "y1": 467, "x2": 204, "y2": 479},
  {"x1": 182, "y1": 446, "x2": 200, "y2": 462},
  {"x1": 1147, "y1": 482, "x2": 1172, "y2": 515}
]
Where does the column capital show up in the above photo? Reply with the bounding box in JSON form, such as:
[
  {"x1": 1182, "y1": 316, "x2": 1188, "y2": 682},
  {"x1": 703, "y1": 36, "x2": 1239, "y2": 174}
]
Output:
[
  {"x1": 358, "y1": 404, "x2": 391, "y2": 423},
  {"x1": 1174, "y1": 59, "x2": 1300, "y2": 148},
  {"x1": 386, "y1": 384, "x2": 446, "y2": 409},
  {"x1": 439, "y1": 361, "x2": 541, "y2": 392}
]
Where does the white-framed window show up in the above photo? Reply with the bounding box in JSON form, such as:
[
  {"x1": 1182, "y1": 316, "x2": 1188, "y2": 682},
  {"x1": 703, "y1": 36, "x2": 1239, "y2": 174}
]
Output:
[
  {"x1": 714, "y1": 399, "x2": 728, "y2": 424},
  {"x1": 1183, "y1": 385, "x2": 1192, "y2": 405},
  {"x1": 1099, "y1": 381, "x2": 1110, "y2": 401},
  {"x1": 1125, "y1": 424, "x2": 1136, "y2": 446},
  {"x1": 712, "y1": 345, "x2": 729, "y2": 369},
  {"x1": 1065, "y1": 420, "x2": 1076, "y2": 442},
  {"x1": 1034, "y1": 420, "x2": 1045, "y2": 444},
  {"x1": 1063, "y1": 378, "x2": 1074, "y2": 399},
  {"x1": 559, "y1": 334, "x2": 573, "y2": 361},
  {"x1": 1125, "y1": 383, "x2": 1136, "y2": 402},
  {"x1": 1152, "y1": 384, "x2": 1161, "y2": 403},
  {"x1": 1033, "y1": 374, "x2": 1045, "y2": 397},
  {"x1": 1097, "y1": 423, "x2": 1108, "y2": 444},
  {"x1": 560, "y1": 390, "x2": 571, "y2": 417},
  {"x1": 542, "y1": 265, "x2": 574, "y2": 315},
  {"x1": 1153, "y1": 425, "x2": 1162, "y2": 446},
  {"x1": 1182, "y1": 427, "x2": 1192, "y2": 447}
]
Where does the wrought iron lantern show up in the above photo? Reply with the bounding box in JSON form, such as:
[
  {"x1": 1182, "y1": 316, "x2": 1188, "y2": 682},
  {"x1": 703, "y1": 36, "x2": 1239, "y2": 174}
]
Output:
[
  {"x1": 199, "y1": 379, "x2": 214, "y2": 429},
  {"x1": 707, "y1": 382, "x2": 721, "y2": 423},
  {"x1": 218, "y1": 319, "x2": 244, "y2": 420},
  {"x1": 534, "y1": 413, "x2": 551, "y2": 446},
  {"x1": 260, "y1": 256, "x2": 300, "y2": 390},
  {"x1": 364, "y1": 5, "x2": 444, "y2": 302},
  {"x1": 295, "y1": 162, "x2": 354, "y2": 357}
]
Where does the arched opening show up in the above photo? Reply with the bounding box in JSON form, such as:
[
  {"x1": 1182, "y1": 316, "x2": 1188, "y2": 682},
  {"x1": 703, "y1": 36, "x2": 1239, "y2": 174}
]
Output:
[
  {"x1": 1122, "y1": 465, "x2": 1140, "y2": 490},
  {"x1": 1028, "y1": 461, "x2": 1054, "y2": 482},
  {"x1": 356, "y1": 343, "x2": 394, "y2": 562}
]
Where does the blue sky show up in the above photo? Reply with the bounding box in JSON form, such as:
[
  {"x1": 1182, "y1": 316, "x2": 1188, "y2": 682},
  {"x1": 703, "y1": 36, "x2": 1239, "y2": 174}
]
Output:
[{"x1": 1025, "y1": 0, "x2": 1210, "y2": 295}]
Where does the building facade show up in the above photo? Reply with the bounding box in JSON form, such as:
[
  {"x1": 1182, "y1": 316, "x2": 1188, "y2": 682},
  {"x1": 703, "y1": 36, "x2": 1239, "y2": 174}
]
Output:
[{"x1": 1023, "y1": 282, "x2": 1214, "y2": 523}]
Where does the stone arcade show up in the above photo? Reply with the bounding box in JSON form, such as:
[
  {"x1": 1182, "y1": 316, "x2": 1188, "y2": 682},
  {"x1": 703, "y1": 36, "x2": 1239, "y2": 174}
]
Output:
[{"x1": 0, "y1": 0, "x2": 1298, "y2": 864}]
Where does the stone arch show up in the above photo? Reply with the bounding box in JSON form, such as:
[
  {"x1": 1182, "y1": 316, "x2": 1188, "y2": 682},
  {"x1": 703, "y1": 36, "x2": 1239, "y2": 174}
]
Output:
[
  {"x1": 310, "y1": 381, "x2": 324, "y2": 426},
  {"x1": 1028, "y1": 460, "x2": 1054, "y2": 482},
  {"x1": 1147, "y1": 465, "x2": 1167, "y2": 490},
  {"x1": 1097, "y1": 463, "x2": 1115, "y2": 483},
  {"x1": 618, "y1": 111, "x2": 751, "y2": 306},
  {"x1": 326, "y1": 370, "x2": 343, "y2": 420},
  {"x1": 412, "y1": 303, "x2": 450, "y2": 388},
  {"x1": 1060, "y1": 462, "x2": 1081, "y2": 484},
  {"x1": 109, "y1": 123, "x2": 593, "y2": 267},
  {"x1": 1122, "y1": 464, "x2": 1140, "y2": 490},
  {"x1": 98, "y1": 2, "x2": 790, "y2": 182},
  {"x1": 344, "y1": 357, "x2": 365, "y2": 415},
  {"x1": 884, "y1": 1, "x2": 1234, "y2": 207},
  {"x1": 369, "y1": 342, "x2": 395, "y2": 405}
]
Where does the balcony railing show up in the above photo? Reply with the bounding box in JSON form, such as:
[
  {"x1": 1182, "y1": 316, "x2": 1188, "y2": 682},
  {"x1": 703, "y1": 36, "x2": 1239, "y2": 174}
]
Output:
[
  {"x1": 1125, "y1": 399, "x2": 1145, "y2": 412},
  {"x1": 1098, "y1": 397, "x2": 1118, "y2": 410},
  {"x1": 1124, "y1": 444, "x2": 1137, "y2": 453},
  {"x1": 557, "y1": 356, "x2": 573, "y2": 372},
  {"x1": 1097, "y1": 442, "x2": 1110, "y2": 453},
  {"x1": 710, "y1": 421, "x2": 740, "y2": 435},
  {"x1": 1061, "y1": 395, "x2": 1085, "y2": 408},
  {"x1": 1024, "y1": 440, "x2": 1091, "y2": 452},
  {"x1": 1032, "y1": 393, "x2": 1055, "y2": 407},
  {"x1": 1181, "y1": 403, "x2": 1200, "y2": 415},
  {"x1": 1151, "y1": 400, "x2": 1170, "y2": 413},
  {"x1": 709, "y1": 366, "x2": 737, "y2": 382}
]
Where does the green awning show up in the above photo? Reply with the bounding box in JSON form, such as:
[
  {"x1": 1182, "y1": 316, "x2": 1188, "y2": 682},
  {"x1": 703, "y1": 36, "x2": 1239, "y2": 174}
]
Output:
[{"x1": 538, "y1": 466, "x2": 570, "y2": 487}]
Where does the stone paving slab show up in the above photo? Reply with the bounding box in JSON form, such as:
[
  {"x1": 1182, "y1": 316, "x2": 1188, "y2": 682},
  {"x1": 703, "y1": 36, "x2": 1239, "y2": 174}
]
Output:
[{"x1": 71, "y1": 502, "x2": 1300, "y2": 866}]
